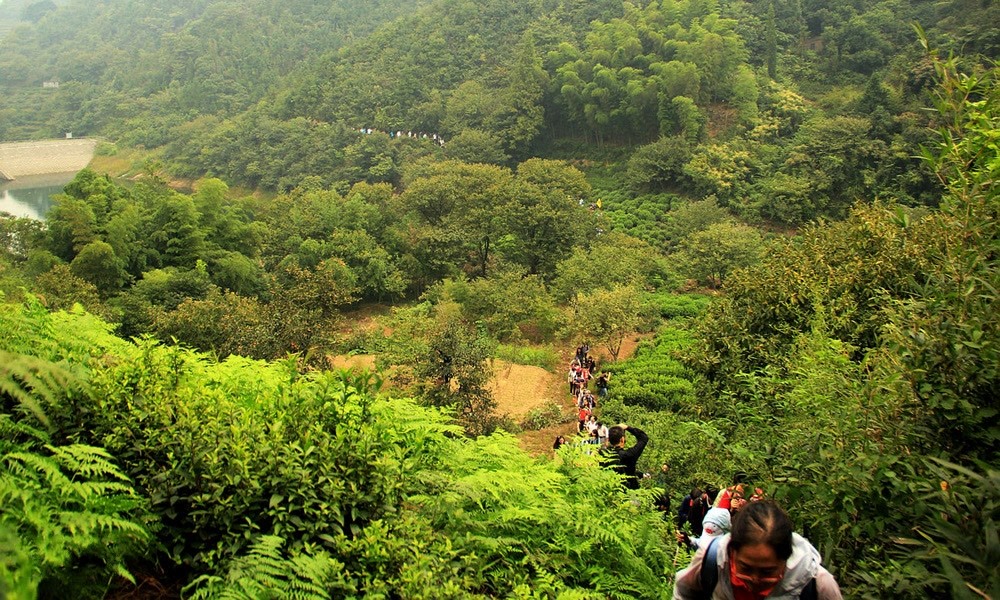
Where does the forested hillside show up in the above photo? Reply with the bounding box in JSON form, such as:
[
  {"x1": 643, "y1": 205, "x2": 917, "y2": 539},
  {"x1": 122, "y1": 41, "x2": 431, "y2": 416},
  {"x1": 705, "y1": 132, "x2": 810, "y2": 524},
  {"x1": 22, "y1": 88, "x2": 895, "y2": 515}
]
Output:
[
  {"x1": 0, "y1": 0, "x2": 433, "y2": 142},
  {"x1": 0, "y1": 0, "x2": 998, "y2": 598},
  {"x1": 2, "y1": 0, "x2": 997, "y2": 224}
]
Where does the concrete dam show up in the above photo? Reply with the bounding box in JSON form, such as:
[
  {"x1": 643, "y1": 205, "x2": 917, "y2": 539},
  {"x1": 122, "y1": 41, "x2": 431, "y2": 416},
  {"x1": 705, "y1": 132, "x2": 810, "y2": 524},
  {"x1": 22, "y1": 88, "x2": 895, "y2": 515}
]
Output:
[{"x1": 0, "y1": 139, "x2": 98, "y2": 181}]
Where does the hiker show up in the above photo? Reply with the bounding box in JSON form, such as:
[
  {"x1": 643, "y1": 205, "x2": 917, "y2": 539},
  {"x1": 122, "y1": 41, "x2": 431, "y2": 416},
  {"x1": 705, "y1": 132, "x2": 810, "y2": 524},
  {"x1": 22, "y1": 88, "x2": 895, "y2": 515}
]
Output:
[
  {"x1": 655, "y1": 492, "x2": 672, "y2": 519},
  {"x1": 553, "y1": 435, "x2": 566, "y2": 451},
  {"x1": 678, "y1": 487, "x2": 711, "y2": 535},
  {"x1": 599, "y1": 424, "x2": 649, "y2": 490},
  {"x1": 716, "y1": 473, "x2": 748, "y2": 510},
  {"x1": 655, "y1": 463, "x2": 670, "y2": 488},
  {"x1": 596, "y1": 371, "x2": 611, "y2": 398},
  {"x1": 673, "y1": 500, "x2": 842, "y2": 600},
  {"x1": 578, "y1": 406, "x2": 590, "y2": 432},
  {"x1": 677, "y1": 506, "x2": 732, "y2": 551}
]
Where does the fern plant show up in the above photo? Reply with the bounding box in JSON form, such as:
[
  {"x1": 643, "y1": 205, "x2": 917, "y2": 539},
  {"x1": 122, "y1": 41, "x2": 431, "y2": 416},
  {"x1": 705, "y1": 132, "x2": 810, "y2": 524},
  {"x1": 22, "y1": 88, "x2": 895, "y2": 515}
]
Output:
[
  {"x1": 184, "y1": 535, "x2": 351, "y2": 600},
  {"x1": 0, "y1": 350, "x2": 83, "y2": 429},
  {"x1": 0, "y1": 422, "x2": 149, "y2": 597}
]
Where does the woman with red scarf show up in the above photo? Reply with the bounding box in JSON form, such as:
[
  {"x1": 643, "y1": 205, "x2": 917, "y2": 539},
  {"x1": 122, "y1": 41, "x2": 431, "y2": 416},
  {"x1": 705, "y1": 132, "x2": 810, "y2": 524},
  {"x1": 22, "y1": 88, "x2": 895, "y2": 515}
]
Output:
[{"x1": 673, "y1": 501, "x2": 841, "y2": 600}]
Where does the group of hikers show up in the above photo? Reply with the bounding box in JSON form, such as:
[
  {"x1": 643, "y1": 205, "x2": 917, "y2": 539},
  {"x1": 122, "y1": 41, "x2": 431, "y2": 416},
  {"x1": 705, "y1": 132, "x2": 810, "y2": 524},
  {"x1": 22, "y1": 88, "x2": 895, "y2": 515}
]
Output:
[
  {"x1": 566, "y1": 342, "x2": 612, "y2": 440},
  {"x1": 671, "y1": 477, "x2": 842, "y2": 599},
  {"x1": 356, "y1": 126, "x2": 446, "y2": 146},
  {"x1": 552, "y1": 342, "x2": 843, "y2": 599}
]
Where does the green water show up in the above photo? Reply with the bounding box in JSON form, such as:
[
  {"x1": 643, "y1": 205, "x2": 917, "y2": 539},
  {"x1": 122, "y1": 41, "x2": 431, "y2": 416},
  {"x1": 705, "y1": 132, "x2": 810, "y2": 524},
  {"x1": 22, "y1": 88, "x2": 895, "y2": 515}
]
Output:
[{"x1": 0, "y1": 173, "x2": 74, "y2": 220}]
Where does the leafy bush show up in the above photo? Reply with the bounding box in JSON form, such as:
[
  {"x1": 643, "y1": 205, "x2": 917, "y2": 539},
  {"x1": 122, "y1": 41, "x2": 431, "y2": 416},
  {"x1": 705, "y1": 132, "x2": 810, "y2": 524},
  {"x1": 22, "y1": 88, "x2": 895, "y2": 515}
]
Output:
[
  {"x1": 520, "y1": 400, "x2": 569, "y2": 430},
  {"x1": 604, "y1": 326, "x2": 699, "y2": 412},
  {"x1": 185, "y1": 535, "x2": 351, "y2": 600},
  {"x1": 644, "y1": 292, "x2": 713, "y2": 320},
  {"x1": 1, "y1": 299, "x2": 680, "y2": 596},
  {"x1": 495, "y1": 343, "x2": 559, "y2": 370},
  {"x1": 0, "y1": 314, "x2": 149, "y2": 597},
  {"x1": 895, "y1": 459, "x2": 999, "y2": 600},
  {"x1": 86, "y1": 349, "x2": 453, "y2": 568}
]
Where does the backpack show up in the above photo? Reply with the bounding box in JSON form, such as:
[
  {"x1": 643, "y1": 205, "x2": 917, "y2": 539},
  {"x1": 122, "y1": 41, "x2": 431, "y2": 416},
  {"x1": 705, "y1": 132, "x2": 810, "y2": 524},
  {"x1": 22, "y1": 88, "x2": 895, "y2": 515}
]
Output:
[{"x1": 699, "y1": 537, "x2": 817, "y2": 600}]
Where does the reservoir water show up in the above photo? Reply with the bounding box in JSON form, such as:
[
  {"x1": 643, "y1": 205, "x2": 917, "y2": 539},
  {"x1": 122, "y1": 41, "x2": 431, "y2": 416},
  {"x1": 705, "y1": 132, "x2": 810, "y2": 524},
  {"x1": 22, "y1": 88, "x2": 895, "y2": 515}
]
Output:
[{"x1": 0, "y1": 172, "x2": 75, "y2": 220}]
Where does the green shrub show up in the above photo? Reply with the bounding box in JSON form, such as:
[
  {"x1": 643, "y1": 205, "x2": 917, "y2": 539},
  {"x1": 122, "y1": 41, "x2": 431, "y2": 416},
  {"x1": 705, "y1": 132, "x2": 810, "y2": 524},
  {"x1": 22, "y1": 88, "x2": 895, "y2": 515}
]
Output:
[
  {"x1": 892, "y1": 459, "x2": 1000, "y2": 599},
  {"x1": 94, "y1": 141, "x2": 119, "y2": 156},
  {"x1": 495, "y1": 343, "x2": 559, "y2": 370},
  {"x1": 520, "y1": 400, "x2": 569, "y2": 430},
  {"x1": 604, "y1": 326, "x2": 699, "y2": 411},
  {"x1": 645, "y1": 293, "x2": 713, "y2": 320},
  {"x1": 86, "y1": 349, "x2": 454, "y2": 568},
  {"x1": 185, "y1": 535, "x2": 352, "y2": 600},
  {"x1": 2, "y1": 300, "x2": 679, "y2": 596}
]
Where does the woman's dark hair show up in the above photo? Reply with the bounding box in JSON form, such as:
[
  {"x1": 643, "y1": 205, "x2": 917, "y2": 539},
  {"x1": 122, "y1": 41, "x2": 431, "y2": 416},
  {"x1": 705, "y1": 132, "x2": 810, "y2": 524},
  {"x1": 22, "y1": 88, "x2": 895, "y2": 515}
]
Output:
[{"x1": 729, "y1": 500, "x2": 794, "y2": 560}]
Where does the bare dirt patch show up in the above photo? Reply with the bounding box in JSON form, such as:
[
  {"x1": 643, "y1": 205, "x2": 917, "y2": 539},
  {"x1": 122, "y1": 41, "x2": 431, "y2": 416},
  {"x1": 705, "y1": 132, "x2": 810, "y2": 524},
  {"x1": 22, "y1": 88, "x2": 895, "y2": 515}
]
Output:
[
  {"x1": 324, "y1": 332, "x2": 651, "y2": 458},
  {"x1": 489, "y1": 360, "x2": 562, "y2": 419},
  {"x1": 328, "y1": 354, "x2": 378, "y2": 372}
]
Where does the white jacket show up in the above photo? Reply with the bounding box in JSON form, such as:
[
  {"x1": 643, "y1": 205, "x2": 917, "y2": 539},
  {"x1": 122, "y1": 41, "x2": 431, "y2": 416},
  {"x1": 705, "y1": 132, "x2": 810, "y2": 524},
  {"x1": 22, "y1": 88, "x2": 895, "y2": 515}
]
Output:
[{"x1": 673, "y1": 533, "x2": 842, "y2": 600}]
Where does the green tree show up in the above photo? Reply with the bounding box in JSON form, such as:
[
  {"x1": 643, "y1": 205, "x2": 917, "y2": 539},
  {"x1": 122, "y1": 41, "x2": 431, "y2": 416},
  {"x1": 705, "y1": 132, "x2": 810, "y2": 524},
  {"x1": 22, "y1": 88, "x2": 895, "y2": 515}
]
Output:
[
  {"x1": 551, "y1": 232, "x2": 673, "y2": 302},
  {"x1": 433, "y1": 270, "x2": 558, "y2": 342},
  {"x1": 890, "y1": 53, "x2": 1000, "y2": 458},
  {"x1": 33, "y1": 264, "x2": 106, "y2": 316},
  {"x1": 625, "y1": 135, "x2": 694, "y2": 193},
  {"x1": 765, "y1": 0, "x2": 778, "y2": 79},
  {"x1": 400, "y1": 162, "x2": 516, "y2": 279},
  {"x1": 673, "y1": 221, "x2": 764, "y2": 288},
  {"x1": 327, "y1": 230, "x2": 406, "y2": 302},
  {"x1": 209, "y1": 251, "x2": 266, "y2": 298},
  {"x1": 443, "y1": 129, "x2": 510, "y2": 165},
  {"x1": 412, "y1": 305, "x2": 498, "y2": 436},
  {"x1": 688, "y1": 202, "x2": 932, "y2": 389},
  {"x1": 146, "y1": 193, "x2": 207, "y2": 268},
  {"x1": 343, "y1": 131, "x2": 400, "y2": 185},
  {"x1": 682, "y1": 141, "x2": 754, "y2": 205},
  {"x1": 0, "y1": 215, "x2": 44, "y2": 263},
  {"x1": 570, "y1": 284, "x2": 643, "y2": 361},
  {"x1": 44, "y1": 196, "x2": 97, "y2": 261},
  {"x1": 501, "y1": 180, "x2": 590, "y2": 279},
  {"x1": 663, "y1": 197, "x2": 733, "y2": 248},
  {"x1": 69, "y1": 240, "x2": 127, "y2": 296},
  {"x1": 758, "y1": 115, "x2": 885, "y2": 223}
]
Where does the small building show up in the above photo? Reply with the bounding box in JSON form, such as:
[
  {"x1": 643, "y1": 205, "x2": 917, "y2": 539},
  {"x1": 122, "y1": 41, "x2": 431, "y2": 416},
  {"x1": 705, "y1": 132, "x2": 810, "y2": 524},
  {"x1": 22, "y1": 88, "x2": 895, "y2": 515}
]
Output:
[{"x1": 42, "y1": 80, "x2": 60, "y2": 89}]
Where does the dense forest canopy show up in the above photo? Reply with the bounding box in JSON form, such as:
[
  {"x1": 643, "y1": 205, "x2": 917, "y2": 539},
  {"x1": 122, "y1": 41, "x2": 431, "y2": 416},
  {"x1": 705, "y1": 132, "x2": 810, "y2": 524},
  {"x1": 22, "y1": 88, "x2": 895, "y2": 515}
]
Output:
[
  {"x1": 0, "y1": 0, "x2": 998, "y2": 598},
  {"x1": 0, "y1": 0, "x2": 996, "y2": 221}
]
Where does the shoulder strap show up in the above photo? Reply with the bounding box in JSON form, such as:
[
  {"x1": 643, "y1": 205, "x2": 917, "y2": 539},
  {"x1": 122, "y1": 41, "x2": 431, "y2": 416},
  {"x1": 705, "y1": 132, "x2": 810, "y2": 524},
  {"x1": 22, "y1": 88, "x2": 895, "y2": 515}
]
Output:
[
  {"x1": 801, "y1": 577, "x2": 817, "y2": 600},
  {"x1": 699, "y1": 537, "x2": 720, "y2": 600}
]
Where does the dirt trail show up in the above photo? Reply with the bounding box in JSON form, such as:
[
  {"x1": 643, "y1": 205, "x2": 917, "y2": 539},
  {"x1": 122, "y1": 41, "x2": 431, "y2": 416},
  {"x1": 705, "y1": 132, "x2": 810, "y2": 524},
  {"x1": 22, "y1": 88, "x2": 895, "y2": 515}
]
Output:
[{"x1": 326, "y1": 334, "x2": 650, "y2": 457}]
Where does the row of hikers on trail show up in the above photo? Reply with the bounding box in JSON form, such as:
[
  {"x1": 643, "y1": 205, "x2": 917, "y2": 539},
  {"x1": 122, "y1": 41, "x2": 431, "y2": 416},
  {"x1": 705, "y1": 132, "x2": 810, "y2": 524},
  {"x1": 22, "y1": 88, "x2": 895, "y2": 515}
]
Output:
[
  {"x1": 566, "y1": 343, "x2": 612, "y2": 440},
  {"x1": 554, "y1": 340, "x2": 842, "y2": 599},
  {"x1": 356, "y1": 127, "x2": 447, "y2": 146}
]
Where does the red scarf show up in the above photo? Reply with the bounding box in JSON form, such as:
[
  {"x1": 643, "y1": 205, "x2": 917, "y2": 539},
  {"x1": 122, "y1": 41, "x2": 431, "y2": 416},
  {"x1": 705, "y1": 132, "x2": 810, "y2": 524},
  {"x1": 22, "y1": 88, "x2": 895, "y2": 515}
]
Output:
[{"x1": 729, "y1": 560, "x2": 780, "y2": 600}]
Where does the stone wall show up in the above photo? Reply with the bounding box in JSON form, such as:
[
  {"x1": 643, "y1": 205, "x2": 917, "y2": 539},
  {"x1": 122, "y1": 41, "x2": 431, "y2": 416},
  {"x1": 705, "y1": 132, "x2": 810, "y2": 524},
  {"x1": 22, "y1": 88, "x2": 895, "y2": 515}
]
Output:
[{"x1": 0, "y1": 139, "x2": 98, "y2": 180}]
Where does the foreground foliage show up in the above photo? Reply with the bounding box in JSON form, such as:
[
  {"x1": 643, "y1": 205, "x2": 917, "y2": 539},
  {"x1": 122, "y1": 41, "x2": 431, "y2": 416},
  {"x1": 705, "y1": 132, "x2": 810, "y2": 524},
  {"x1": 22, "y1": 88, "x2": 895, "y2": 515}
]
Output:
[
  {"x1": 0, "y1": 299, "x2": 676, "y2": 597},
  {"x1": 647, "y1": 51, "x2": 999, "y2": 598}
]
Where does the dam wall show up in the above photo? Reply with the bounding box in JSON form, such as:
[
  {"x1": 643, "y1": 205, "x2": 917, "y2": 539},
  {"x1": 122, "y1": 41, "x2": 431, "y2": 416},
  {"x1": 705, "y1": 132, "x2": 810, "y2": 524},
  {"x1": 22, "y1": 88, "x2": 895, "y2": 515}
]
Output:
[{"x1": 0, "y1": 139, "x2": 98, "y2": 180}]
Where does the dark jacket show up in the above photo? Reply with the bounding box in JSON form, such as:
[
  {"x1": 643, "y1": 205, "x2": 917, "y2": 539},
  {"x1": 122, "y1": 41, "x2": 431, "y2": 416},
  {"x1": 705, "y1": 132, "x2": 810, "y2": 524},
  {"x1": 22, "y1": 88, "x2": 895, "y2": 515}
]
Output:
[
  {"x1": 677, "y1": 494, "x2": 709, "y2": 535},
  {"x1": 600, "y1": 426, "x2": 649, "y2": 489}
]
